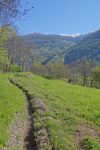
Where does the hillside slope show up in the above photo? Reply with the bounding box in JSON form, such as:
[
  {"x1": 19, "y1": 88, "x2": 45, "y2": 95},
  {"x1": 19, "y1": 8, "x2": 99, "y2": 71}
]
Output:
[
  {"x1": 64, "y1": 30, "x2": 100, "y2": 64},
  {"x1": 21, "y1": 33, "x2": 84, "y2": 64},
  {"x1": 11, "y1": 73, "x2": 100, "y2": 150},
  {"x1": 0, "y1": 74, "x2": 26, "y2": 149}
]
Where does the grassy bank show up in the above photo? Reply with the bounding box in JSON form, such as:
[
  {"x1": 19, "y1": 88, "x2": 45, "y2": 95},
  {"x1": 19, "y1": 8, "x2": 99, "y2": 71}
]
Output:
[
  {"x1": 11, "y1": 73, "x2": 100, "y2": 150},
  {"x1": 0, "y1": 74, "x2": 26, "y2": 149}
]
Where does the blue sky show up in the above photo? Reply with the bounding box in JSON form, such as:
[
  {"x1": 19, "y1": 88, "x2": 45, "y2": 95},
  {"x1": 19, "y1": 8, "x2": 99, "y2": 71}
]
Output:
[{"x1": 17, "y1": 0, "x2": 100, "y2": 35}]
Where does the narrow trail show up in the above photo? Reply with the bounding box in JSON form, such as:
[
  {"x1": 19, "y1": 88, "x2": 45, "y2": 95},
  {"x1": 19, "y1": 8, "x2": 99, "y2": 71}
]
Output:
[
  {"x1": 10, "y1": 80, "x2": 37, "y2": 150},
  {"x1": 23, "y1": 91, "x2": 37, "y2": 150}
]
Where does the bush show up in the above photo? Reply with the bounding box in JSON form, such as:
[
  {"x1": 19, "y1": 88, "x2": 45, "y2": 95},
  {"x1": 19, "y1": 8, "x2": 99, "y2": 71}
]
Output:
[{"x1": 10, "y1": 64, "x2": 21, "y2": 72}]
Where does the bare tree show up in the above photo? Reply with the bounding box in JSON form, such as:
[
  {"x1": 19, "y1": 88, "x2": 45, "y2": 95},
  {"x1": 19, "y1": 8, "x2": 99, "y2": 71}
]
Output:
[
  {"x1": 0, "y1": 0, "x2": 34, "y2": 25},
  {"x1": 0, "y1": 0, "x2": 20, "y2": 25},
  {"x1": 0, "y1": 0, "x2": 34, "y2": 72},
  {"x1": 6, "y1": 36, "x2": 33, "y2": 71}
]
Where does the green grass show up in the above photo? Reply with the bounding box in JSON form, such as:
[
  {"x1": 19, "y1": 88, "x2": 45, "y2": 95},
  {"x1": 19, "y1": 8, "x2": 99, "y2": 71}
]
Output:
[
  {"x1": 11, "y1": 73, "x2": 100, "y2": 150},
  {"x1": 0, "y1": 74, "x2": 25, "y2": 148}
]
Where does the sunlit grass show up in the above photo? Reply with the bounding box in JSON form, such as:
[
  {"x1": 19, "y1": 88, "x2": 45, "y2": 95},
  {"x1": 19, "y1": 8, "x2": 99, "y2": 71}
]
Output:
[
  {"x1": 0, "y1": 74, "x2": 25, "y2": 147},
  {"x1": 12, "y1": 73, "x2": 100, "y2": 149}
]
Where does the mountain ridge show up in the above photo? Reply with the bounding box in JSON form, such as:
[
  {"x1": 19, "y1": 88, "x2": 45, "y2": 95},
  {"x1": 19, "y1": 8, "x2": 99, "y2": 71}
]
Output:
[
  {"x1": 64, "y1": 30, "x2": 100, "y2": 64},
  {"x1": 20, "y1": 33, "x2": 84, "y2": 64},
  {"x1": 20, "y1": 30, "x2": 100, "y2": 64}
]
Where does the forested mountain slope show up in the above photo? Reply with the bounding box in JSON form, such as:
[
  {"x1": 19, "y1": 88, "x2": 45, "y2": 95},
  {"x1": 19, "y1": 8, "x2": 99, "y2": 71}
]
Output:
[
  {"x1": 21, "y1": 33, "x2": 83, "y2": 64},
  {"x1": 64, "y1": 30, "x2": 100, "y2": 64}
]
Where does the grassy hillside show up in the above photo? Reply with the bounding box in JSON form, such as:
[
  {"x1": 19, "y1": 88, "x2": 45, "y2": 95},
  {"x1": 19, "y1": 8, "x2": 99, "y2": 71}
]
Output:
[
  {"x1": 64, "y1": 30, "x2": 100, "y2": 64},
  {"x1": 0, "y1": 74, "x2": 26, "y2": 149},
  {"x1": 12, "y1": 73, "x2": 100, "y2": 150}
]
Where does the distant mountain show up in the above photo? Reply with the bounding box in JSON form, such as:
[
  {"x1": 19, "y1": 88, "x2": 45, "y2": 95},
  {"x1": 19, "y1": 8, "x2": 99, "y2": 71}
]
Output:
[
  {"x1": 64, "y1": 30, "x2": 100, "y2": 64},
  {"x1": 21, "y1": 33, "x2": 84, "y2": 64}
]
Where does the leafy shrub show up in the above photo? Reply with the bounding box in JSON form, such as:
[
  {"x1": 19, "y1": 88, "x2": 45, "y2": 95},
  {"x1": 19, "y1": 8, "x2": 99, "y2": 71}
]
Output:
[{"x1": 10, "y1": 64, "x2": 21, "y2": 72}]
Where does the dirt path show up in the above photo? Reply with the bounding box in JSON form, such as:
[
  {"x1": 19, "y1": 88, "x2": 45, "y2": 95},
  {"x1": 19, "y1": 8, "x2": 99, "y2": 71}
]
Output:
[
  {"x1": 23, "y1": 91, "x2": 37, "y2": 150},
  {"x1": 10, "y1": 80, "x2": 37, "y2": 150},
  {"x1": 10, "y1": 78, "x2": 54, "y2": 150}
]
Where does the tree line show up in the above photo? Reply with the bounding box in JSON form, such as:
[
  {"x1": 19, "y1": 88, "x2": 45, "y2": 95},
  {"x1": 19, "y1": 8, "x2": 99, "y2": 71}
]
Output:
[
  {"x1": 31, "y1": 60, "x2": 100, "y2": 88},
  {"x1": 0, "y1": 28, "x2": 100, "y2": 89}
]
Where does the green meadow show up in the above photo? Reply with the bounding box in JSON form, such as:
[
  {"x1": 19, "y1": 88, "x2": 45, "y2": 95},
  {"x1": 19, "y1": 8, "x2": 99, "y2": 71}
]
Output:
[
  {"x1": 0, "y1": 74, "x2": 25, "y2": 148},
  {"x1": 11, "y1": 73, "x2": 100, "y2": 150}
]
